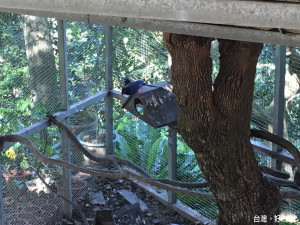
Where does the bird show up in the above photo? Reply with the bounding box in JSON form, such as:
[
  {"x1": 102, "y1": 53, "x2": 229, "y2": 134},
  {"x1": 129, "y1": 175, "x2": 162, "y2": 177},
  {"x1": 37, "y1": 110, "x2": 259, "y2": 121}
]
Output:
[
  {"x1": 121, "y1": 79, "x2": 156, "y2": 96},
  {"x1": 122, "y1": 77, "x2": 131, "y2": 86}
]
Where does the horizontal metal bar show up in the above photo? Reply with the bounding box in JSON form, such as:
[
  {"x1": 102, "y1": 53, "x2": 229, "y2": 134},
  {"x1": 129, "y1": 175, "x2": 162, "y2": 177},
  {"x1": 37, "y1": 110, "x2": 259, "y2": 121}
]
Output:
[
  {"x1": 251, "y1": 140, "x2": 296, "y2": 166},
  {"x1": 0, "y1": 8, "x2": 299, "y2": 46},
  {"x1": 55, "y1": 91, "x2": 108, "y2": 121},
  {"x1": 2, "y1": 91, "x2": 108, "y2": 149},
  {"x1": 130, "y1": 178, "x2": 214, "y2": 225},
  {"x1": 110, "y1": 90, "x2": 126, "y2": 102},
  {"x1": 0, "y1": 0, "x2": 299, "y2": 30}
]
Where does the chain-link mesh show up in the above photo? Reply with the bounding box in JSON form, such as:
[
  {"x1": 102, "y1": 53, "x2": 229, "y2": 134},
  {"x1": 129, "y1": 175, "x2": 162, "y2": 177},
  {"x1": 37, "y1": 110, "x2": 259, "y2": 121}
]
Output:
[
  {"x1": 176, "y1": 134, "x2": 218, "y2": 220},
  {"x1": 2, "y1": 125, "x2": 63, "y2": 225},
  {"x1": 1, "y1": 10, "x2": 300, "y2": 225},
  {"x1": 282, "y1": 46, "x2": 300, "y2": 222},
  {"x1": 67, "y1": 22, "x2": 106, "y2": 104},
  {"x1": 1, "y1": 12, "x2": 63, "y2": 224},
  {"x1": 252, "y1": 44, "x2": 276, "y2": 134},
  {"x1": 251, "y1": 44, "x2": 300, "y2": 221},
  {"x1": 112, "y1": 27, "x2": 169, "y2": 179}
]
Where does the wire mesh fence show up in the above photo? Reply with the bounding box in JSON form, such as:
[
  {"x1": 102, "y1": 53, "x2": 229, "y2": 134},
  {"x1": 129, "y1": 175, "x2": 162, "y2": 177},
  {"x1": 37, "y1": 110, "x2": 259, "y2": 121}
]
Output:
[
  {"x1": 251, "y1": 45, "x2": 300, "y2": 221},
  {"x1": 67, "y1": 21, "x2": 106, "y2": 104},
  {"x1": 1, "y1": 11, "x2": 300, "y2": 225},
  {"x1": 2, "y1": 125, "x2": 63, "y2": 225}
]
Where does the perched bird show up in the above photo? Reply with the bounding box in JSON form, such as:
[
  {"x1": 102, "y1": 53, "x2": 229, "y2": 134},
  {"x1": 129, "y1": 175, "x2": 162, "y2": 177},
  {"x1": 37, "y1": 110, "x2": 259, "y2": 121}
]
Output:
[
  {"x1": 122, "y1": 77, "x2": 131, "y2": 86},
  {"x1": 121, "y1": 79, "x2": 155, "y2": 96}
]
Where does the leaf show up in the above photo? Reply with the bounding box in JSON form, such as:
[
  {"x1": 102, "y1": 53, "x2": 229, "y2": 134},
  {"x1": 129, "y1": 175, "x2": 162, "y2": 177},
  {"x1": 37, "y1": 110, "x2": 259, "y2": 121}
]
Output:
[
  {"x1": 20, "y1": 159, "x2": 30, "y2": 170},
  {"x1": 45, "y1": 145, "x2": 54, "y2": 155},
  {"x1": 117, "y1": 136, "x2": 131, "y2": 159},
  {"x1": 145, "y1": 137, "x2": 162, "y2": 173}
]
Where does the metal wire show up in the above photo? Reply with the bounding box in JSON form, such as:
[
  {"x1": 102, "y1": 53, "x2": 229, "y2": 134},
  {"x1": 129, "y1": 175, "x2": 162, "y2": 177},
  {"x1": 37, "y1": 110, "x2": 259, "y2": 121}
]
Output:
[{"x1": 1, "y1": 12, "x2": 300, "y2": 224}]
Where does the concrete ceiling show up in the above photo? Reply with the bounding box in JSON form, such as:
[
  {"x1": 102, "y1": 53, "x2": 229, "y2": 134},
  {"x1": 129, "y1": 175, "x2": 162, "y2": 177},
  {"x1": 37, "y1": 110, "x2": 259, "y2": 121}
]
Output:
[{"x1": 0, "y1": 0, "x2": 300, "y2": 46}]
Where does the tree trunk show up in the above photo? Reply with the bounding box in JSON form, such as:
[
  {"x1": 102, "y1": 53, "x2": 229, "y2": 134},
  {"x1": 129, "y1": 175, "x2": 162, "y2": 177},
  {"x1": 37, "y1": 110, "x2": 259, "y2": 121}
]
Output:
[
  {"x1": 163, "y1": 34, "x2": 281, "y2": 225},
  {"x1": 23, "y1": 15, "x2": 59, "y2": 115}
]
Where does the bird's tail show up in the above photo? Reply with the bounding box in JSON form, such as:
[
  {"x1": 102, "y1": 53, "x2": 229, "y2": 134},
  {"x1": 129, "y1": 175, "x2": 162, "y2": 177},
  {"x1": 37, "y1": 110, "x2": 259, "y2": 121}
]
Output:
[{"x1": 144, "y1": 84, "x2": 157, "y2": 87}]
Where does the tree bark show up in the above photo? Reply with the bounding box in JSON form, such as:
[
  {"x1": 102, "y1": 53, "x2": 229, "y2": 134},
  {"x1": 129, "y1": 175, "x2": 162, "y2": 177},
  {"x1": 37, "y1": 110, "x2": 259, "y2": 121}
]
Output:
[
  {"x1": 163, "y1": 33, "x2": 281, "y2": 225},
  {"x1": 23, "y1": 15, "x2": 59, "y2": 114}
]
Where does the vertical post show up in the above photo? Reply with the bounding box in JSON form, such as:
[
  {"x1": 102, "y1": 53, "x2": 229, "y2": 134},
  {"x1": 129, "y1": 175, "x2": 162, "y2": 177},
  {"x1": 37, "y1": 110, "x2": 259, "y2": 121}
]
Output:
[
  {"x1": 168, "y1": 129, "x2": 177, "y2": 204},
  {"x1": 168, "y1": 53, "x2": 177, "y2": 204},
  {"x1": 271, "y1": 45, "x2": 286, "y2": 170},
  {"x1": 105, "y1": 26, "x2": 114, "y2": 155},
  {"x1": 58, "y1": 20, "x2": 72, "y2": 218},
  {"x1": 0, "y1": 143, "x2": 5, "y2": 225}
]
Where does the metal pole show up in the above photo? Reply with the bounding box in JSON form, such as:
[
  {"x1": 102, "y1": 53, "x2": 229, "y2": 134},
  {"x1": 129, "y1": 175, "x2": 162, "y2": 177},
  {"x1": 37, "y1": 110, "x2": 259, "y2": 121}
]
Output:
[
  {"x1": 58, "y1": 19, "x2": 72, "y2": 218},
  {"x1": 105, "y1": 26, "x2": 114, "y2": 155},
  {"x1": 168, "y1": 53, "x2": 177, "y2": 204},
  {"x1": 168, "y1": 128, "x2": 177, "y2": 204},
  {"x1": 271, "y1": 45, "x2": 286, "y2": 170},
  {"x1": 0, "y1": 143, "x2": 5, "y2": 225}
]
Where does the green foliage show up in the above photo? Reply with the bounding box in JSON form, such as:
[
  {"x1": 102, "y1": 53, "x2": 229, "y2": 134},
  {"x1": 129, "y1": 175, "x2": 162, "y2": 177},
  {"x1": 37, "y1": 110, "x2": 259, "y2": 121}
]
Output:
[
  {"x1": 0, "y1": 13, "x2": 31, "y2": 134},
  {"x1": 113, "y1": 27, "x2": 168, "y2": 83},
  {"x1": 115, "y1": 112, "x2": 168, "y2": 177},
  {"x1": 177, "y1": 136, "x2": 205, "y2": 182},
  {"x1": 115, "y1": 112, "x2": 205, "y2": 180},
  {"x1": 2, "y1": 12, "x2": 300, "y2": 221},
  {"x1": 1, "y1": 143, "x2": 30, "y2": 170},
  {"x1": 115, "y1": 112, "x2": 213, "y2": 217},
  {"x1": 67, "y1": 22, "x2": 106, "y2": 104},
  {"x1": 279, "y1": 221, "x2": 299, "y2": 225},
  {"x1": 253, "y1": 44, "x2": 276, "y2": 108}
]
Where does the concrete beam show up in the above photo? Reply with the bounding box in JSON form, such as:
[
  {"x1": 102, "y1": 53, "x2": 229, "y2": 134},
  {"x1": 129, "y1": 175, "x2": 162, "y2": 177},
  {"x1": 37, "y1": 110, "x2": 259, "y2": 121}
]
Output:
[
  {"x1": 0, "y1": 0, "x2": 299, "y2": 31},
  {"x1": 92, "y1": 16, "x2": 300, "y2": 47},
  {"x1": 0, "y1": 7, "x2": 299, "y2": 46}
]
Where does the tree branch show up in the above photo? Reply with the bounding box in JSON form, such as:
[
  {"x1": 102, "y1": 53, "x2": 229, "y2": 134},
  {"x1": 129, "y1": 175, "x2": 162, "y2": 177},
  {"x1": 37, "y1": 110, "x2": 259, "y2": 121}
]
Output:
[
  {"x1": 47, "y1": 115, "x2": 209, "y2": 189},
  {"x1": 0, "y1": 134, "x2": 214, "y2": 201},
  {"x1": 259, "y1": 165, "x2": 290, "y2": 180},
  {"x1": 280, "y1": 189, "x2": 300, "y2": 201},
  {"x1": 250, "y1": 129, "x2": 300, "y2": 170},
  {"x1": 264, "y1": 174, "x2": 300, "y2": 191},
  {"x1": 156, "y1": 178, "x2": 209, "y2": 189},
  {"x1": 47, "y1": 115, "x2": 150, "y2": 178},
  {"x1": 2, "y1": 132, "x2": 300, "y2": 201},
  {"x1": 214, "y1": 40, "x2": 263, "y2": 119}
]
